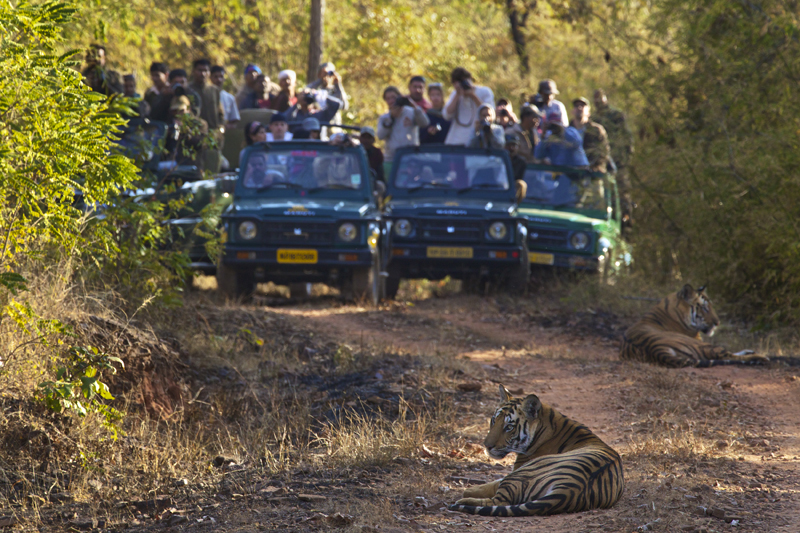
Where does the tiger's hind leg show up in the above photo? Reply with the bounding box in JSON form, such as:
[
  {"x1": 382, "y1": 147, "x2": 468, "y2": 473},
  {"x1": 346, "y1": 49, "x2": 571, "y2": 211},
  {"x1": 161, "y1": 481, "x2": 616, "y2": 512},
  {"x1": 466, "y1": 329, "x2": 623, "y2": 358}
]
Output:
[
  {"x1": 462, "y1": 479, "x2": 501, "y2": 499},
  {"x1": 648, "y1": 344, "x2": 696, "y2": 368}
]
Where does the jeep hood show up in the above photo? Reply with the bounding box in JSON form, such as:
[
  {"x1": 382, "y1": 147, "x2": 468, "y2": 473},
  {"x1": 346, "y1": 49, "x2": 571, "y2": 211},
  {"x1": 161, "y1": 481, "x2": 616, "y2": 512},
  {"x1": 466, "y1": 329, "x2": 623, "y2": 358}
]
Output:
[
  {"x1": 231, "y1": 198, "x2": 372, "y2": 218},
  {"x1": 386, "y1": 197, "x2": 516, "y2": 217},
  {"x1": 519, "y1": 206, "x2": 608, "y2": 230}
]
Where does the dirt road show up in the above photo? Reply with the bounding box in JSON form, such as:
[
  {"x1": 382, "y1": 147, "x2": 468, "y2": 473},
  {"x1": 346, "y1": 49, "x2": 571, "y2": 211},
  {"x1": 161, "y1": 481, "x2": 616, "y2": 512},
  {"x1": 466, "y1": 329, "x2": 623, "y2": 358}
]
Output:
[{"x1": 197, "y1": 291, "x2": 798, "y2": 533}]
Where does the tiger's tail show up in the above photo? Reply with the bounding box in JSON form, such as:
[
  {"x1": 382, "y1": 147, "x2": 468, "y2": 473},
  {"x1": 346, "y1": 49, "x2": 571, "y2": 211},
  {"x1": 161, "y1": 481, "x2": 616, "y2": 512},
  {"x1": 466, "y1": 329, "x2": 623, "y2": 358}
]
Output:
[{"x1": 448, "y1": 499, "x2": 557, "y2": 517}]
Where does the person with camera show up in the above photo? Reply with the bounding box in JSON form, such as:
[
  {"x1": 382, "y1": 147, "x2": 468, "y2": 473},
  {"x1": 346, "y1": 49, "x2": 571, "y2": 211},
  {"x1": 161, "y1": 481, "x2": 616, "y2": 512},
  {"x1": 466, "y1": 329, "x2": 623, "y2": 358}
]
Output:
[
  {"x1": 148, "y1": 69, "x2": 201, "y2": 123},
  {"x1": 495, "y1": 98, "x2": 518, "y2": 128},
  {"x1": 534, "y1": 122, "x2": 589, "y2": 167},
  {"x1": 284, "y1": 89, "x2": 343, "y2": 137},
  {"x1": 306, "y1": 62, "x2": 349, "y2": 123},
  {"x1": 419, "y1": 82, "x2": 450, "y2": 144},
  {"x1": 536, "y1": 79, "x2": 569, "y2": 130},
  {"x1": 269, "y1": 70, "x2": 298, "y2": 112},
  {"x1": 164, "y1": 95, "x2": 209, "y2": 170},
  {"x1": 377, "y1": 86, "x2": 430, "y2": 164},
  {"x1": 443, "y1": 67, "x2": 494, "y2": 145},
  {"x1": 468, "y1": 104, "x2": 505, "y2": 150}
]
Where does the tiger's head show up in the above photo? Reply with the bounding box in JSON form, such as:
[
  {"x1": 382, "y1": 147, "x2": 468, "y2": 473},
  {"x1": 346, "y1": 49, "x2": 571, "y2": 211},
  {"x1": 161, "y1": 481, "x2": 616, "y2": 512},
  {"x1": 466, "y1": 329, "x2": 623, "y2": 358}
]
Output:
[
  {"x1": 676, "y1": 283, "x2": 719, "y2": 336},
  {"x1": 484, "y1": 385, "x2": 543, "y2": 459}
]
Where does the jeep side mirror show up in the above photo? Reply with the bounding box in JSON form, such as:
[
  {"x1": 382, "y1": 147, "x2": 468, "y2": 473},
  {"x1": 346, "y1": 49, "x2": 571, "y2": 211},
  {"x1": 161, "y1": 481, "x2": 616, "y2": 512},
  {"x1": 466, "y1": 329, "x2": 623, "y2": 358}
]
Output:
[{"x1": 515, "y1": 179, "x2": 527, "y2": 204}]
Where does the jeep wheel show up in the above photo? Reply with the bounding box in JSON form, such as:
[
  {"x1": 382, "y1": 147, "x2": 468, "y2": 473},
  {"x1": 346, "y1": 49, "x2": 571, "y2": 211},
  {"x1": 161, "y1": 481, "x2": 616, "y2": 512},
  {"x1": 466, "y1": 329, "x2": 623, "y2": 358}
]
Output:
[
  {"x1": 384, "y1": 276, "x2": 401, "y2": 300},
  {"x1": 216, "y1": 260, "x2": 255, "y2": 300},
  {"x1": 350, "y1": 256, "x2": 380, "y2": 306},
  {"x1": 504, "y1": 246, "x2": 530, "y2": 295}
]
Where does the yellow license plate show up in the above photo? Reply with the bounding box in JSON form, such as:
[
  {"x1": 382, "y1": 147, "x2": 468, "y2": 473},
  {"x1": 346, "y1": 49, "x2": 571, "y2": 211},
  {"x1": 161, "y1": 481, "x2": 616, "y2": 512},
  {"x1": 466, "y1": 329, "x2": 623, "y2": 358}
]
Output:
[
  {"x1": 427, "y1": 247, "x2": 473, "y2": 259},
  {"x1": 529, "y1": 252, "x2": 555, "y2": 265},
  {"x1": 277, "y1": 249, "x2": 318, "y2": 263}
]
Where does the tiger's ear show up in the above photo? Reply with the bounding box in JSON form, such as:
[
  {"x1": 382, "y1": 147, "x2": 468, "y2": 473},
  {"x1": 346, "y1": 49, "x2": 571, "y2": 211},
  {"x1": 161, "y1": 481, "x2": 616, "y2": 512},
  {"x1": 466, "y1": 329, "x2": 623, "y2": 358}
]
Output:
[
  {"x1": 679, "y1": 284, "x2": 696, "y2": 302},
  {"x1": 698, "y1": 282, "x2": 708, "y2": 294},
  {"x1": 521, "y1": 394, "x2": 542, "y2": 419},
  {"x1": 499, "y1": 385, "x2": 512, "y2": 403}
]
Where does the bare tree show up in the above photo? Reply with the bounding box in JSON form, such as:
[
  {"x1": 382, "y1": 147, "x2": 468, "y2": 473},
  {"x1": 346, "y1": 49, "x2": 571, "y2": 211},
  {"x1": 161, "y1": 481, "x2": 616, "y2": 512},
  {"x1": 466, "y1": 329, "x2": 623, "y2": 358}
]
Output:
[{"x1": 307, "y1": 0, "x2": 325, "y2": 83}]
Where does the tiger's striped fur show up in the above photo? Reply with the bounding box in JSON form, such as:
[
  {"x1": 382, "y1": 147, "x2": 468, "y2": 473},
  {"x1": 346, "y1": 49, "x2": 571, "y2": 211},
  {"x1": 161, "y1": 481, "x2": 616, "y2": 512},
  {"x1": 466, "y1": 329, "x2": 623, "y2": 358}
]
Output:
[
  {"x1": 449, "y1": 386, "x2": 624, "y2": 517},
  {"x1": 620, "y1": 284, "x2": 768, "y2": 368}
]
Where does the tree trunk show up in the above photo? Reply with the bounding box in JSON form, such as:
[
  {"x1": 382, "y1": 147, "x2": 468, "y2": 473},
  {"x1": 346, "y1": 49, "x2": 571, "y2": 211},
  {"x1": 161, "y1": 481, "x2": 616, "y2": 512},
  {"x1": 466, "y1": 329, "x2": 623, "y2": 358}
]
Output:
[
  {"x1": 506, "y1": 0, "x2": 531, "y2": 76},
  {"x1": 307, "y1": 0, "x2": 325, "y2": 83}
]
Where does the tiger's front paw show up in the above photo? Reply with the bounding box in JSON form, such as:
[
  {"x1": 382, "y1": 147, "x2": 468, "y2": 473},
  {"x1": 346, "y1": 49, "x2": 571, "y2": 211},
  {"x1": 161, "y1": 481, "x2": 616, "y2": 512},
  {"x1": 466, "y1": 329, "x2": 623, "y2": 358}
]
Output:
[
  {"x1": 456, "y1": 497, "x2": 493, "y2": 507},
  {"x1": 463, "y1": 480, "x2": 500, "y2": 499}
]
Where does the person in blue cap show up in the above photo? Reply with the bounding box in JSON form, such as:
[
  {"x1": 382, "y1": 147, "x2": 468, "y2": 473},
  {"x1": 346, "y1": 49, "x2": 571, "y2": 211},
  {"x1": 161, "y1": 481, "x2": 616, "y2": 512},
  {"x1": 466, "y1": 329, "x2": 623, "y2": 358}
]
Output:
[{"x1": 236, "y1": 64, "x2": 279, "y2": 108}]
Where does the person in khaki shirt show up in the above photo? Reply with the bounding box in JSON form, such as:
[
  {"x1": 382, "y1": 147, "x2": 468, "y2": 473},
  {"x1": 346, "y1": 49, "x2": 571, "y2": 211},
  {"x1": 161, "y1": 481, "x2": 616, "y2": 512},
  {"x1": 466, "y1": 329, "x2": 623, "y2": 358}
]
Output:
[{"x1": 570, "y1": 97, "x2": 610, "y2": 173}]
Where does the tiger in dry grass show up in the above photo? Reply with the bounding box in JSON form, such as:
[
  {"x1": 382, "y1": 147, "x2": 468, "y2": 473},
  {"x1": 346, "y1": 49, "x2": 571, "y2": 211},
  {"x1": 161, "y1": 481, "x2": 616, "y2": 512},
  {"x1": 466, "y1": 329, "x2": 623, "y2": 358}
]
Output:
[
  {"x1": 449, "y1": 386, "x2": 624, "y2": 517},
  {"x1": 620, "y1": 284, "x2": 769, "y2": 368}
]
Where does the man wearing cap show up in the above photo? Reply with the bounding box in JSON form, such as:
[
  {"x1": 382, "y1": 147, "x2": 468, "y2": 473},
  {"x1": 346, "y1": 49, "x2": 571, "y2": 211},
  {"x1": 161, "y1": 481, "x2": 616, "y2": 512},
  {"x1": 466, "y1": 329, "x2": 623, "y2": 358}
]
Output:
[
  {"x1": 407, "y1": 76, "x2": 431, "y2": 111},
  {"x1": 210, "y1": 66, "x2": 240, "y2": 128},
  {"x1": 505, "y1": 105, "x2": 540, "y2": 163},
  {"x1": 537, "y1": 79, "x2": 569, "y2": 129},
  {"x1": 504, "y1": 134, "x2": 527, "y2": 182},
  {"x1": 270, "y1": 70, "x2": 298, "y2": 112},
  {"x1": 164, "y1": 95, "x2": 209, "y2": 169},
  {"x1": 377, "y1": 86, "x2": 429, "y2": 164},
  {"x1": 149, "y1": 69, "x2": 201, "y2": 122},
  {"x1": 266, "y1": 113, "x2": 293, "y2": 142},
  {"x1": 570, "y1": 97, "x2": 610, "y2": 173},
  {"x1": 360, "y1": 127, "x2": 384, "y2": 183},
  {"x1": 297, "y1": 117, "x2": 322, "y2": 140}
]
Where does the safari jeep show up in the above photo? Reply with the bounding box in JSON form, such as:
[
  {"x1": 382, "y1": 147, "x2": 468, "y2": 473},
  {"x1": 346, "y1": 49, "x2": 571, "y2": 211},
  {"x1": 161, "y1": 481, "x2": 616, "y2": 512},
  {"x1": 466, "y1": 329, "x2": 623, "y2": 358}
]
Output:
[
  {"x1": 217, "y1": 141, "x2": 383, "y2": 303},
  {"x1": 382, "y1": 145, "x2": 529, "y2": 298},
  {"x1": 519, "y1": 164, "x2": 632, "y2": 278}
]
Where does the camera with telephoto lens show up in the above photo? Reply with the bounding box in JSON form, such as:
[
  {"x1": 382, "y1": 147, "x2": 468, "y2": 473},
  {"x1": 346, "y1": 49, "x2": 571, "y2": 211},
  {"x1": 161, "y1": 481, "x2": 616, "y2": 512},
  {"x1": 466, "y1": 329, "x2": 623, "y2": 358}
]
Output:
[
  {"x1": 304, "y1": 92, "x2": 316, "y2": 105},
  {"x1": 172, "y1": 84, "x2": 186, "y2": 97},
  {"x1": 394, "y1": 96, "x2": 411, "y2": 108},
  {"x1": 497, "y1": 109, "x2": 509, "y2": 118},
  {"x1": 481, "y1": 119, "x2": 492, "y2": 130},
  {"x1": 460, "y1": 78, "x2": 473, "y2": 91}
]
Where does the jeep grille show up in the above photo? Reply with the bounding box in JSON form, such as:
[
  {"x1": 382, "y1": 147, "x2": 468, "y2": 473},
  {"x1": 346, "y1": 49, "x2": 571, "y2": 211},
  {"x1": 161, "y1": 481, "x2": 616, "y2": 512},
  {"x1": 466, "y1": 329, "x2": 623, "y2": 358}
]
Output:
[
  {"x1": 263, "y1": 221, "x2": 334, "y2": 244},
  {"x1": 528, "y1": 226, "x2": 568, "y2": 248},
  {"x1": 418, "y1": 218, "x2": 483, "y2": 243}
]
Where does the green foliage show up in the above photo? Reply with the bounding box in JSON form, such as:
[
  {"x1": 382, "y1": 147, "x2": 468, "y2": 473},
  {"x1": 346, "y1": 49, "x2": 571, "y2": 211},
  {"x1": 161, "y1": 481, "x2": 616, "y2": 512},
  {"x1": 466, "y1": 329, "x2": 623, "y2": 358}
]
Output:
[{"x1": 38, "y1": 345, "x2": 125, "y2": 438}]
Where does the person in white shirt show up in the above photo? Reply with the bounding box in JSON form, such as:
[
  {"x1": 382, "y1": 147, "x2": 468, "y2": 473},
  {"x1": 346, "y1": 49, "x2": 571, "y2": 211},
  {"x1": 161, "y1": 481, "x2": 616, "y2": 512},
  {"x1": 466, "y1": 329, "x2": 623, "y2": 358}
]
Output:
[
  {"x1": 536, "y1": 79, "x2": 569, "y2": 130},
  {"x1": 442, "y1": 67, "x2": 494, "y2": 145},
  {"x1": 210, "y1": 65, "x2": 240, "y2": 128},
  {"x1": 377, "y1": 86, "x2": 429, "y2": 162}
]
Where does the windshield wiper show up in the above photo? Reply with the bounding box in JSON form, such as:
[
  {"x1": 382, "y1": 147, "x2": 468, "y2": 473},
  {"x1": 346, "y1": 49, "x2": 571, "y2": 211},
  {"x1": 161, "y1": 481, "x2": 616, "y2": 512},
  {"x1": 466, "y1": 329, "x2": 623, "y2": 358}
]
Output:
[
  {"x1": 256, "y1": 181, "x2": 305, "y2": 192},
  {"x1": 306, "y1": 184, "x2": 357, "y2": 193},
  {"x1": 406, "y1": 181, "x2": 452, "y2": 192},
  {"x1": 457, "y1": 183, "x2": 504, "y2": 194}
]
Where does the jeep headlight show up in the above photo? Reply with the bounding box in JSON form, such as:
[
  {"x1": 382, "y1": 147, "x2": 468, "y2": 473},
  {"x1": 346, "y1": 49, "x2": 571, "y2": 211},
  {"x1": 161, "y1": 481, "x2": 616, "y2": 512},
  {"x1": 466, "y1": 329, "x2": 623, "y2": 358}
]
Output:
[
  {"x1": 238, "y1": 221, "x2": 257, "y2": 240},
  {"x1": 394, "y1": 219, "x2": 412, "y2": 237},
  {"x1": 570, "y1": 231, "x2": 590, "y2": 250},
  {"x1": 488, "y1": 222, "x2": 508, "y2": 241},
  {"x1": 338, "y1": 223, "x2": 358, "y2": 242}
]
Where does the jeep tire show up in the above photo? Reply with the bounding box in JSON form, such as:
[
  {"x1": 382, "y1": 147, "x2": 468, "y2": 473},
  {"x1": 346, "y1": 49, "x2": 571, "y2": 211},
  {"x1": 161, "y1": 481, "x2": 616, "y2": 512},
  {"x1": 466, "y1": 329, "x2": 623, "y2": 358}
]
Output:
[
  {"x1": 216, "y1": 259, "x2": 255, "y2": 300},
  {"x1": 504, "y1": 244, "x2": 530, "y2": 295},
  {"x1": 349, "y1": 255, "x2": 380, "y2": 306},
  {"x1": 384, "y1": 276, "x2": 401, "y2": 300}
]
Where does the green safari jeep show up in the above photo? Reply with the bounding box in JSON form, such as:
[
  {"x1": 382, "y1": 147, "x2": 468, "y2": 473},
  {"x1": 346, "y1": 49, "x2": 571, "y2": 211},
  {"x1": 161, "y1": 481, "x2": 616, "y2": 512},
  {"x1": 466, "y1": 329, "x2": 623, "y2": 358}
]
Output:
[
  {"x1": 217, "y1": 141, "x2": 383, "y2": 303},
  {"x1": 519, "y1": 164, "x2": 631, "y2": 277}
]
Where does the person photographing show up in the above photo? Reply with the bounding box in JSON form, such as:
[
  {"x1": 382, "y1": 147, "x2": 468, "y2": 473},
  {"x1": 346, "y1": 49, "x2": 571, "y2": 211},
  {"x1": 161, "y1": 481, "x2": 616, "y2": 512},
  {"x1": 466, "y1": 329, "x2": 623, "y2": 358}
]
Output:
[{"x1": 443, "y1": 67, "x2": 494, "y2": 146}]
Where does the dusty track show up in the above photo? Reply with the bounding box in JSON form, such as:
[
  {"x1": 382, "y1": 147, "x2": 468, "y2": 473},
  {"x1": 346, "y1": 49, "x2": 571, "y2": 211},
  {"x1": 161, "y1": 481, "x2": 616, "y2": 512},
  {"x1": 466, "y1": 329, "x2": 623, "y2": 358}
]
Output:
[{"x1": 266, "y1": 293, "x2": 800, "y2": 532}]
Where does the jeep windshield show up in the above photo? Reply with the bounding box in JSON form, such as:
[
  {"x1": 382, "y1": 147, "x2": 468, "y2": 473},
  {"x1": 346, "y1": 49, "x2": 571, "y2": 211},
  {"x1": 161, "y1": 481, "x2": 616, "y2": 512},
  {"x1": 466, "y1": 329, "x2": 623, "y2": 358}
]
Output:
[
  {"x1": 523, "y1": 168, "x2": 607, "y2": 213},
  {"x1": 240, "y1": 148, "x2": 365, "y2": 193},
  {"x1": 393, "y1": 153, "x2": 510, "y2": 192}
]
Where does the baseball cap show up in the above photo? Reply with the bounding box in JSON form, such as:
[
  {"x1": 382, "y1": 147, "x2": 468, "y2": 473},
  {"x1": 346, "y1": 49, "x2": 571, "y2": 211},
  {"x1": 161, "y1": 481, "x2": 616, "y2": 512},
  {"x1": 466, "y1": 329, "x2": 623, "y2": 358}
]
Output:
[
  {"x1": 504, "y1": 133, "x2": 520, "y2": 145},
  {"x1": 270, "y1": 112, "x2": 287, "y2": 124},
  {"x1": 360, "y1": 126, "x2": 376, "y2": 139},
  {"x1": 572, "y1": 96, "x2": 591, "y2": 107},
  {"x1": 320, "y1": 62, "x2": 336, "y2": 73},
  {"x1": 278, "y1": 69, "x2": 296, "y2": 81},
  {"x1": 302, "y1": 117, "x2": 321, "y2": 132},
  {"x1": 244, "y1": 64, "x2": 262, "y2": 75}
]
